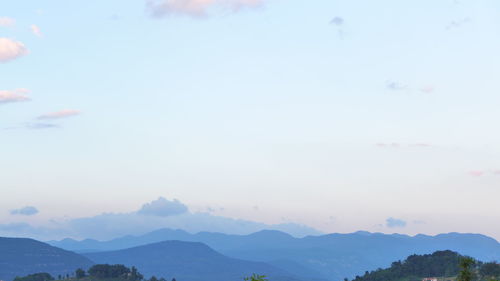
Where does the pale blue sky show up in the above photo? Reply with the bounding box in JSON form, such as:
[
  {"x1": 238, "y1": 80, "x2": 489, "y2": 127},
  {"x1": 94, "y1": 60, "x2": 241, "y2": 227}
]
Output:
[{"x1": 1, "y1": 0, "x2": 499, "y2": 240}]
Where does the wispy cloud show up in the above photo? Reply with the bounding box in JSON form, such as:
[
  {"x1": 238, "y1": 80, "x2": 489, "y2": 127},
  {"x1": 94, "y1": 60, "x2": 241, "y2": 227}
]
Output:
[
  {"x1": 386, "y1": 81, "x2": 408, "y2": 91},
  {"x1": 10, "y1": 206, "x2": 39, "y2": 216},
  {"x1": 0, "y1": 38, "x2": 29, "y2": 63},
  {"x1": 37, "y1": 109, "x2": 81, "y2": 120},
  {"x1": 26, "y1": 123, "x2": 60, "y2": 130},
  {"x1": 468, "y1": 170, "x2": 500, "y2": 177},
  {"x1": 386, "y1": 217, "x2": 407, "y2": 228},
  {"x1": 146, "y1": 0, "x2": 265, "y2": 18},
  {"x1": 0, "y1": 89, "x2": 30, "y2": 104},
  {"x1": 30, "y1": 25, "x2": 43, "y2": 37},
  {"x1": 330, "y1": 16, "x2": 344, "y2": 26},
  {"x1": 419, "y1": 86, "x2": 435, "y2": 94},
  {"x1": 0, "y1": 17, "x2": 15, "y2": 27},
  {"x1": 469, "y1": 170, "x2": 484, "y2": 177},
  {"x1": 447, "y1": 17, "x2": 471, "y2": 30}
]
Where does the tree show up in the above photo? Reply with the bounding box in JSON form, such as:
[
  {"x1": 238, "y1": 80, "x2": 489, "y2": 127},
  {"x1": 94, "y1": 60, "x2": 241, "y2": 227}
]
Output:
[
  {"x1": 457, "y1": 257, "x2": 476, "y2": 281},
  {"x1": 14, "y1": 273, "x2": 55, "y2": 281},
  {"x1": 480, "y1": 262, "x2": 500, "y2": 278},
  {"x1": 75, "y1": 269, "x2": 86, "y2": 279},
  {"x1": 244, "y1": 274, "x2": 268, "y2": 281}
]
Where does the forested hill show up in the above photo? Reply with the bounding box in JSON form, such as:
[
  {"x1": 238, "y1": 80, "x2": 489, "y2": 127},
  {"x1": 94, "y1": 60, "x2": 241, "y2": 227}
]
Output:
[
  {"x1": 351, "y1": 250, "x2": 500, "y2": 281},
  {"x1": 0, "y1": 237, "x2": 93, "y2": 281}
]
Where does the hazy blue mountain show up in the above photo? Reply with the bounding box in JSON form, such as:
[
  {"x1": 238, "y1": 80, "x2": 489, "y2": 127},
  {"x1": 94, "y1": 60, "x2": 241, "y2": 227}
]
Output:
[
  {"x1": 83, "y1": 240, "x2": 304, "y2": 281},
  {"x1": 0, "y1": 237, "x2": 94, "y2": 281},
  {"x1": 50, "y1": 229, "x2": 500, "y2": 281}
]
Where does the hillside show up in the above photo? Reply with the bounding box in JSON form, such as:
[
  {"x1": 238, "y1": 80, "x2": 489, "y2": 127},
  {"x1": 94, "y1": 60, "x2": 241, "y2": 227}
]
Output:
[
  {"x1": 83, "y1": 240, "x2": 303, "y2": 281},
  {"x1": 0, "y1": 237, "x2": 94, "y2": 281},
  {"x1": 351, "y1": 250, "x2": 500, "y2": 281},
  {"x1": 50, "y1": 229, "x2": 500, "y2": 281}
]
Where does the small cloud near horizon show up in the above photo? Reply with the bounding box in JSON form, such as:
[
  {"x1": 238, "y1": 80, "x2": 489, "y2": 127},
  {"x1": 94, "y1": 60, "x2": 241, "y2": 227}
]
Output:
[
  {"x1": 37, "y1": 109, "x2": 81, "y2": 120},
  {"x1": 386, "y1": 217, "x2": 407, "y2": 228},
  {"x1": 10, "y1": 206, "x2": 39, "y2": 216},
  {"x1": 137, "y1": 197, "x2": 189, "y2": 217}
]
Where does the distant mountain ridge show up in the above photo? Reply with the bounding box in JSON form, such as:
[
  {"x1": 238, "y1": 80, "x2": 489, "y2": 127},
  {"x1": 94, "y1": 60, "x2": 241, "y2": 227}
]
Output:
[
  {"x1": 83, "y1": 240, "x2": 304, "y2": 281},
  {"x1": 0, "y1": 237, "x2": 93, "y2": 281},
  {"x1": 49, "y1": 229, "x2": 500, "y2": 281}
]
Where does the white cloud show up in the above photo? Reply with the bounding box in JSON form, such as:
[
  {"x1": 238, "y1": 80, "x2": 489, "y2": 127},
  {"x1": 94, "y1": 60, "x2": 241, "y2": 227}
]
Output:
[
  {"x1": 138, "y1": 197, "x2": 189, "y2": 217},
  {"x1": 30, "y1": 25, "x2": 43, "y2": 37},
  {"x1": 38, "y1": 109, "x2": 81, "y2": 120},
  {"x1": 10, "y1": 206, "x2": 39, "y2": 216},
  {"x1": 386, "y1": 217, "x2": 407, "y2": 228},
  {"x1": 0, "y1": 17, "x2": 15, "y2": 27},
  {"x1": 0, "y1": 89, "x2": 30, "y2": 104},
  {"x1": 0, "y1": 38, "x2": 29, "y2": 63},
  {"x1": 147, "y1": 0, "x2": 265, "y2": 18}
]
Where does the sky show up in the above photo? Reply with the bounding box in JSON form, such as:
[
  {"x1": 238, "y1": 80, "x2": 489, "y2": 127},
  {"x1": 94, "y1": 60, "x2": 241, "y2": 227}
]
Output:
[{"x1": 1, "y1": 0, "x2": 499, "y2": 241}]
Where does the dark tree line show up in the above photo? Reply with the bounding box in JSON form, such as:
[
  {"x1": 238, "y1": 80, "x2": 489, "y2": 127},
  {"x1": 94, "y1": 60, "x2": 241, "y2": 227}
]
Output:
[
  {"x1": 13, "y1": 264, "x2": 175, "y2": 281},
  {"x1": 349, "y1": 251, "x2": 499, "y2": 281}
]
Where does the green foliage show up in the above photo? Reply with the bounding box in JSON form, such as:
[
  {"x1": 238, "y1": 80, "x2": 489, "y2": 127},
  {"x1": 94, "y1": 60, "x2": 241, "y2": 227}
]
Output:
[
  {"x1": 14, "y1": 273, "x2": 55, "y2": 281},
  {"x1": 75, "y1": 268, "x2": 86, "y2": 279},
  {"x1": 457, "y1": 257, "x2": 476, "y2": 281},
  {"x1": 353, "y1": 250, "x2": 463, "y2": 281},
  {"x1": 479, "y1": 263, "x2": 500, "y2": 279},
  {"x1": 87, "y1": 264, "x2": 143, "y2": 281},
  {"x1": 244, "y1": 274, "x2": 268, "y2": 281}
]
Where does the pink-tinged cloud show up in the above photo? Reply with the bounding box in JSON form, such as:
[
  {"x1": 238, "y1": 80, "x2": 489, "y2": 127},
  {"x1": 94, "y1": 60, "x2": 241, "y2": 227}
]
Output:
[
  {"x1": 0, "y1": 38, "x2": 28, "y2": 63},
  {"x1": 0, "y1": 17, "x2": 15, "y2": 27},
  {"x1": 0, "y1": 89, "x2": 30, "y2": 104},
  {"x1": 147, "y1": 0, "x2": 264, "y2": 18},
  {"x1": 376, "y1": 143, "x2": 401, "y2": 148},
  {"x1": 30, "y1": 25, "x2": 43, "y2": 37},
  {"x1": 412, "y1": 143, "x2": 433, "y2": 148},
  {"x1": 420, "y1": 86, "x2": 435, "y2": 94},
  {"x1": 37, "y1": 109, "x2": 82, "y2": 120},
  {"x1": 469, "y1": 170, "x2": 485, "y2": 177}
]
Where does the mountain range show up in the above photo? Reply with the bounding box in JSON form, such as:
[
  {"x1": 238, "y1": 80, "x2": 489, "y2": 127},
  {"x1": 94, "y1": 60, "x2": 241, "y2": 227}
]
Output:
[
  {"x1": 84, "y1": 240, "x2": 303, "y2": 281},
  {"x1": 0, "y1": 237, "x2": 93, "y2": 281},
  {"x1": 49, "y1": 229, "x2": 500, "y2": 281}
]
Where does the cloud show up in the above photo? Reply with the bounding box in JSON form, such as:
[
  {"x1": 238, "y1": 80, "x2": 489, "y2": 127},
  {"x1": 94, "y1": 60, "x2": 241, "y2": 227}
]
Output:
[
  {"x1": 420, "y1": 86, "x2": 435, "y2": 94},
  {"x1": 411, "y1": 143, "x2": 433, "y2": 148},
  {"x1": 0, "y1": 198, "x2": 322, "y2": 240},
  {"x1": 37, "y1": 109, "x2": 81, "y2": 120},
  {"x1": 146, "y1": 0, "x2": 265, "y2": 18},
  {"x1": 137, "y1": 197, "x2": 189, "y2": 217},
  {"x1": 386, "y1": 217, "x2": 407, "y2": 228},
  {"x1": 0, "y1": 17, "x2": 15, "y2": 27},
  {"x1": 0, "y1": 89, "x2": 30, "y2": 104},
  {"x1": 469, "y1": 170, "x2": 485, "y2": 177},
  {"x1": 447, "y1": 17, "x2": 471, "y2": 30},
  {"x1": 10, "y1": 206, "x2": 39, "y2": 216},
  {"x1": 376, "y1": 143, "x2": 400, "y2": 148},
  {"x1": 386, "y1": 81, "x2": 408, "y2": 91},
  {"x1": 0, "y1": 38, "x2": 28, "y2": 63},
  {"x1": 377, "y1": 143, "x2": 433, "y2": 149},
  {"x1": 30, "y1": 25, "x2": 43, "y2": 37},
  {"x1": 26, "y1": 123, "x2": 60, "y2": 130},
  {"x1": 330, "y1": 17, "x2": 344, "y2": 26}
]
